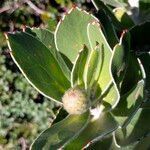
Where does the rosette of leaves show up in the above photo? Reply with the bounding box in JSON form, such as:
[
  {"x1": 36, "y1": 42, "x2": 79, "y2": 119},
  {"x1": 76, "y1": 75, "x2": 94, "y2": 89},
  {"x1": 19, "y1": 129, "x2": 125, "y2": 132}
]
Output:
[{"x1": 5, "y1": 6, "x2": 150, "y2": 150}]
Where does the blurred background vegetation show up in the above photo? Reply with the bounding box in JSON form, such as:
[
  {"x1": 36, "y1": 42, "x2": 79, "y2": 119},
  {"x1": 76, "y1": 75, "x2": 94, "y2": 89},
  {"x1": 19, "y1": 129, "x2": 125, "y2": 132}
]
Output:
[{"x1": 0, "y1": 0, "x2": 94, "y2": 149}]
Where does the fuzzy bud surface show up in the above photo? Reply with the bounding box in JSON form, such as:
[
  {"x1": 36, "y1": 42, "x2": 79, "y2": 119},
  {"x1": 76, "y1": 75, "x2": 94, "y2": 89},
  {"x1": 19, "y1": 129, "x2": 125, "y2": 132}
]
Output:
[{"x1": 62, "y1": 87, "x2": 90, "y2": 114}]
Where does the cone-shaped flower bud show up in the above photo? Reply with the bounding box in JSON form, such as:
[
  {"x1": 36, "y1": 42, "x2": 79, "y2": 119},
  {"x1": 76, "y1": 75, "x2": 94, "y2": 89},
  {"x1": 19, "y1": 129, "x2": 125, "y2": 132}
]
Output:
[{"x1": 62, "y1": 87, "x2": 90, "y2": 114}]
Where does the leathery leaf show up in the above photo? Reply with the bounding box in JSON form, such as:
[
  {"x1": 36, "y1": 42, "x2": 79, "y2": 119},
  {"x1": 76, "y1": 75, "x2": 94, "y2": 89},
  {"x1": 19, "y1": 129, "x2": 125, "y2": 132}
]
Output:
[
  {"x1": 6, "y1": 32, "x2": 70, "y2": 102},
  {"x1": 111, "y1": 30, "x2": 130, "y2": 91},
  {"x1": 55, "y1": 7, "x2": 98, "y2": 62},
  {"x1": 71, "y1": 45, "x2": 88, "y2": 87},
  {"x1": 31, "y1": 111, "x2": 90, "y2": 150},
  {"x1": 115, "y1": 108, "x2": 150, "y2": 146},
  {"x1": 25, "y1": 27, "x2": 71, "y2": 81},
  {"x1": 112, "y1": 80, "x2": 144, "y2": 127},
  {"x1": 65, "y1": 111, "x2": 118, "y2": 149},
  {"x1": 83, "y1": 44, "x2": 103, "y2": 90},
  {"x1": 87, "y1": 22, "x2": 120, "y2": 108}
]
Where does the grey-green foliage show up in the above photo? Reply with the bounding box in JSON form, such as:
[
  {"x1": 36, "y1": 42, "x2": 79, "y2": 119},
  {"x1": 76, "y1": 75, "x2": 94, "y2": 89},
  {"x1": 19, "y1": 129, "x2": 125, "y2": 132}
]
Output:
[
  {"x1": 0, "y1": 48, "x2": 58, "y2": 148},
  {"x1": 5, "y1": 3, "x2": 150, "y2": 150},
  {"x1": 0, "y1": 0, "x2": 93, "y2": 148}
]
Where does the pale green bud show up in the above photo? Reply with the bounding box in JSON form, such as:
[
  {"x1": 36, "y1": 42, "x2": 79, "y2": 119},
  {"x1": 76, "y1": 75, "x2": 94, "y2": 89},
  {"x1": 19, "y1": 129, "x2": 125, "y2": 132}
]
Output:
[{"x1": 62, "y1": 87, "x2": 90, "y2": 115}]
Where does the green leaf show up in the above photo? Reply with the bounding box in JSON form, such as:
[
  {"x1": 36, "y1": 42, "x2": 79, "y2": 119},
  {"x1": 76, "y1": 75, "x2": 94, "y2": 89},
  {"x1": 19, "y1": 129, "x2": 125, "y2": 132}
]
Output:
[
  {"x1": 111, "y1": 31, "x2": 130, "y2": 91},
  {"x1": 115, "y1": 108, "x2": 150, "y2": 146},
  {"x1": 114, "y1": 136, "x2": 150, "y2": 150},
  {"x1": 60, "y1": 52, "x2": 73, "y2": 71},
  {"x1": 65, "y1": 112, "x2": 118, "y2": 150},
  {"x1": 101, "y1": 82, "x2": 120, "y2": 110},
  {"x1": 83, "y1": 44, "x2": 103, "y2": 90},
  {"x1": 139, "y1": 0, "x2": 150, "y2": 11},
  {"x1": 112, "y1": 80, "x2": 144, "y2": 127},
  {"x1": 6, "y1": 32, "x2": 70, "y2": 102},
  {"x1": 25, "y1": 27, "x2": 56, "y2": 52},
  {"x1": 111, "y1": 44, "x2": 126, "y2": 88},
  {"x1": 134, "y1": 135, "x2": 150, "y2": 150},
  {"x1": 31, "y1": 111, "x2": 90, "y2": 150},
  {"x1": 96, "y1": 10, "x2": 119, "y2": 49},
  {"x1": 139, "y1": 0, "x2": 150, "y2": 23},
  {"x1": 111, "y1": 141, "x2": 138, "y2": 150},
  {"x1": 87, "y1": 135, "x2": 113, "y2": 150},
  {"x1": 71, "y1": 46, "x2": 88, "y2": 87},
  {"x1": 25, "y1": 27, "x2": 72, "y2": 81},
  {"x1": 87, "y1": 22, "x2": 120, "y2": 106},
  {"x1": 92, "y1": 0, "x2": 123, "y2": 29},
  {"x1": 87, "y1": 22, "x2": 120, "y2": 108},
  {"x1": 52, "y1": 107, "x2": 68, "y2": 125},
  {"x1": 93, "y1": 0, "x2": 127, "y2": 8},
  {"x1": 113, "y1": 8, "x2": 134, "y2": 29},
  {"x1": 89, "y1": 134, "x2": 150, "y2": 150},
  {"x1": 55, "y1": 7, "x2": 97, "y2": 62},
  {"x1": 120, "y1": 52, "x2": 143, "y2": 95},
  {"x1": 87, "y1": 22, "x2": 112, "y2": 93}
]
